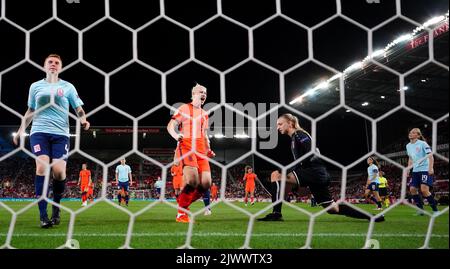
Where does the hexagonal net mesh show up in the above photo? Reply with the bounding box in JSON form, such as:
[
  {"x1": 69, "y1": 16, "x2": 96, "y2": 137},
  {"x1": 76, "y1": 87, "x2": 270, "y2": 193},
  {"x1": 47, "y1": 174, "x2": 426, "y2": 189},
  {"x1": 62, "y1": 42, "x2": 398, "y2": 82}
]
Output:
[{"x1": 0, "y1": 0, "x2": 448, "y2": 249}]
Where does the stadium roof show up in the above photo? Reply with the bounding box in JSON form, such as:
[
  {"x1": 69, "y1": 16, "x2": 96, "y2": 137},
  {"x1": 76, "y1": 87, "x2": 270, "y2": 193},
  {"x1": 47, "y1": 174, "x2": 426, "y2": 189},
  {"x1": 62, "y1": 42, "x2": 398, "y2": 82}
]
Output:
[{"x1": 288, "y1": 13, "x2": 449, "y2": 119}]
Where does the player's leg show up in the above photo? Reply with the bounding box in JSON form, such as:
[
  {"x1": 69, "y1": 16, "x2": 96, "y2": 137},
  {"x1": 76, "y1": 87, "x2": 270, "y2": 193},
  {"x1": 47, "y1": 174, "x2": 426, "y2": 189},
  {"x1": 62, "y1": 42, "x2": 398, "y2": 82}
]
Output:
[
  {"x1": 372, "y1": 190, "x2": 383, "y2": 210},
  {"x1": 186, "y1": 158, "x2": 211, "y2": 204},
  {"x1": 378, "y1": 187, "x2": 386, "y2": 207},
  {"x1": 176, "y1": 147, "x2": 200, "y2": 205},
  {"x1": 250, "y1": 189, "x2": 255, "y2": 205},
  {"x1": 203, "y1": 187, "x2": 211, "y2": 215},
  {"x1": 176, "y1": 162, "x2": 200, "y2": 222},
  {"x1": 124, "y1": 182, "x2": 130, "y2": 206},
  {"x1": 176, "y1": 143, "x2": 199, "y2": 203},
  {"x1": 364, "y1": 188, "x2": 370, "y2": 200},
  {"x1": 35, "y1": 155, "x2": 52, "y2": 227},
  {"x1": 198, "y1": 161, "x2": 212, "y2": 215},
  {"x1": 30, "y1": 133, "x2": 52, "y2": 228},
  {"x1": 257, "y1": 170, "x2": 282, "y2": 220},
  {"x1": 310, "y1": 183, "x2": 383, "y2": 222},
  {"x1": 384, "y1": 194, "x2": 390, "y2": 207},
  {"x1": 244, "y1": 189, "x2": 249, "y2": 206},
  {"x1": 81, "y1": 185, "x2": 87, "y2": 206},
  {"x1": 177, "y1": 166, "x2": 199, "y2": 206},
  {"x1": 50, "y1": 135, "x2": 70, "y2": 225},
  {"x1": 81, "y1": 188, "x2": 85, "y2": 204},
  {"x1": 420, "y1": 183, "x2": 438, "y2": 213},
  {"x1": 307, "y1": 166, "x2": 383, "y2": 222},
  {"x1": 121, "y1": 181, "x2": 130, "y2": 206},
  {"x1": 125, "y1": 190, "x2": 129, "y2": 206},
  {"x1": 117, "y1": 184, "x2": 123, "y2": 205},
  {"x1": 257, "y1": 170, "x2": 297, "y2": 221},
  {"x1": 368, "y1": 187, "x2": 380, "y2": 206},
  {"x1": 365, "y1": 188, "x2": 376, "y2": 204},
  {"x1": 203, "y1": 188, "x2": 211, "y2": 208},
  {"x1": 409, "y1": 173, "x2": 424, "y2": 212}
]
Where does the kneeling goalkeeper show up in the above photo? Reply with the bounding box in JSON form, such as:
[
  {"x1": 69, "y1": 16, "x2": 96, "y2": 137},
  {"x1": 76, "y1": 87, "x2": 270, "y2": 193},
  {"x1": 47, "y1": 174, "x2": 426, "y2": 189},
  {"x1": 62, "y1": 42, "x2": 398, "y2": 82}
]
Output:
[{"x1": 257, "y1": 113, "x2": 385, "y2": 223}]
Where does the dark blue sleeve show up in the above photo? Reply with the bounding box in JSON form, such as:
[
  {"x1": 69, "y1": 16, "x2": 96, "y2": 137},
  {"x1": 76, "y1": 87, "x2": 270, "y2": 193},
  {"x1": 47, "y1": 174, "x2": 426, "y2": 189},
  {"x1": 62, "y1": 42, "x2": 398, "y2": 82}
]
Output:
[{"x1": 294, "y1": 133, "x2": 312, "y2": 151}]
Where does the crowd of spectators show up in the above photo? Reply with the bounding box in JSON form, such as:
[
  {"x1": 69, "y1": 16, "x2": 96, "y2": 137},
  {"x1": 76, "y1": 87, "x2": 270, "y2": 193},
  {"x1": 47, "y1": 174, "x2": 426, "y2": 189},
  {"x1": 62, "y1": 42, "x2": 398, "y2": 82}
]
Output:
[{"x1": 1, "y1": 155, "x2": 448, "y2": 205}]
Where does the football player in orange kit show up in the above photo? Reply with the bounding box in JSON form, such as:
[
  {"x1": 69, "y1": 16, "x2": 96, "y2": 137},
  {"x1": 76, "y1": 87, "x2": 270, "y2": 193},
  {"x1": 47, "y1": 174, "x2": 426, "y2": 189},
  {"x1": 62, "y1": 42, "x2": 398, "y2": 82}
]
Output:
[
  {"x1": 243, "y1": 166, "x2": 258, "y2": 206},
  {"x1": 167, "y1": 83, "x2": 215, "y2": 223},
  {"x1": 78, "y1": 163, "x2": 91, "y2": 207},
  {"x1": 210, "y1": 182, "x2": 218, "y2": 202}
]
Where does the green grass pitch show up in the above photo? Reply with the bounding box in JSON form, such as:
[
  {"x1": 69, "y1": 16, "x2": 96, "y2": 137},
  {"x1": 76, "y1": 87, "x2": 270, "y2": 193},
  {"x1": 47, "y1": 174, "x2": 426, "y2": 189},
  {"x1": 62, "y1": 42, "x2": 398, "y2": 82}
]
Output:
[{"x1": 0, "y1": 201, "x2": 448, "y2": 249}]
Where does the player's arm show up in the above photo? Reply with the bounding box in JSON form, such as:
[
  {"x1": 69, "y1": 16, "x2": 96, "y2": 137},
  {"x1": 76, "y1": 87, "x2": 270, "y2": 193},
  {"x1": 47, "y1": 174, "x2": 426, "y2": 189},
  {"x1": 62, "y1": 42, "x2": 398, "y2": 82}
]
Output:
[
  {"x1": 89, "y1": 172, "x2": 92, "y2": 186},
  {"x1": 115, "y1": 171, "x2": 118, "y2": 184},
  {"x1": 167, "y1": 119, "x2": 183, "y2": 141},
  {"x1": 128, "y1": 172, "x2": 133, "y2": 185},
  {"x1": 13, "y1": 108, "x2": 35, "y2": 146},
  {"x1": 78, "y1": 173, "x2": 81, "y2": 186},
  {"x1": 204, "y1": 127, "x2": 215, "y2": 158},
  {"x1": 75, "y1": 106, "x2": 90, "y2": 130},
  {"x1": 242, "y1": 173, "x2": 247, "y2": 182},
  {"x1": 427, "y1": 153, "x2": 434, "y2": 175},
  {"x1": 365, "y1": 174, "x2": 371, "y2": 187},
  {"x1": 407, "y1": 157, "x2": 413, "y2": 176}
]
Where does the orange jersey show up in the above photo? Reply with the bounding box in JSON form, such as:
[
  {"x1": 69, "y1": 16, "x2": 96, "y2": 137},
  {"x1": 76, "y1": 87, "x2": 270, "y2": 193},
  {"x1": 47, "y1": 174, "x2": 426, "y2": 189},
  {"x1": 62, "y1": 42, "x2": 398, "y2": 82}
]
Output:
[
  {"x1": 244, "y1": 173, "x2": 257, "y2": 186},
  {"x1": 172, "y1": 103, "x2": 209, "y2": 142},
  {"x1": 172, "y1": 103, "x2": 211, "y2": 171},
  {"x1": 79, "y1": 170, "x2": 91, "y2": 186}
]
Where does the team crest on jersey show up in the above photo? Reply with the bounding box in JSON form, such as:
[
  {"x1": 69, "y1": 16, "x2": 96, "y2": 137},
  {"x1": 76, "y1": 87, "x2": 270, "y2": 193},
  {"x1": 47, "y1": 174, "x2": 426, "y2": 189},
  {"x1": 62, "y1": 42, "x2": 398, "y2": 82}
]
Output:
[
  {"x1": 57, "y1": 88, "x2": 64, "y2": 97},
  {"x1": 33, "y1": 144, "x2": 41, "y2": 153},
  {"x1": 416, "y1": 147, "x2": 420, "y2": 153}
]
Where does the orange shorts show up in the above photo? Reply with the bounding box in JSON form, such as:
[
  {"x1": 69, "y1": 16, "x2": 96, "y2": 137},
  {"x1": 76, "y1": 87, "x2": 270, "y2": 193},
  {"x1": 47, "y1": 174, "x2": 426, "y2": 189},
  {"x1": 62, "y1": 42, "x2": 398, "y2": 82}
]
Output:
[
  {"x1": 80, "y1": 185, "x2": 89, "y2": 193},
  {"x1": 245, "y1": 184, "x2": 255, "y2": 193},
  {"x1": 173, "y1": 175, "x2": 184, "y2": 189},
  {"x1": 176, "y1": 139, "x2": 211, "y2": 173}
]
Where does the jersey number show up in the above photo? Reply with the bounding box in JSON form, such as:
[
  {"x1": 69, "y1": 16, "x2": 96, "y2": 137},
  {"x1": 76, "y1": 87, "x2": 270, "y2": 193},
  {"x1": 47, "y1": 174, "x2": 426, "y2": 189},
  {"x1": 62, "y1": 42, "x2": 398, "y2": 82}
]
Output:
[{"x1": 421, "y1": 175, "x2": 428, "y2": 183}]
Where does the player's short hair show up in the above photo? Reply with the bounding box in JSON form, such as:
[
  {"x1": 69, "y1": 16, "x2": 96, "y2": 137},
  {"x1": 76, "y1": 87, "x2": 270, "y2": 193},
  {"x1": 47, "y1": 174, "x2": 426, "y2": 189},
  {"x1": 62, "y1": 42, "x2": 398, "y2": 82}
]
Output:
[
  {"x1": 191, "y1": 83, "x2": 206, "y2": 96},
  {"x1": 44, "y1": 54, "x2": 62, "y2": 64}
]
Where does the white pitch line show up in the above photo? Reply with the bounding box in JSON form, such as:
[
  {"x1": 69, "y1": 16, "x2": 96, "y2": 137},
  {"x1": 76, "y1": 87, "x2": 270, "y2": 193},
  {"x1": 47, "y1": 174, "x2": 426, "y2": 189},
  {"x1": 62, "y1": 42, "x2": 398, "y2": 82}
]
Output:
[{"x1": 1, "y1": 232, "x2": 448, "y2": 238}]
